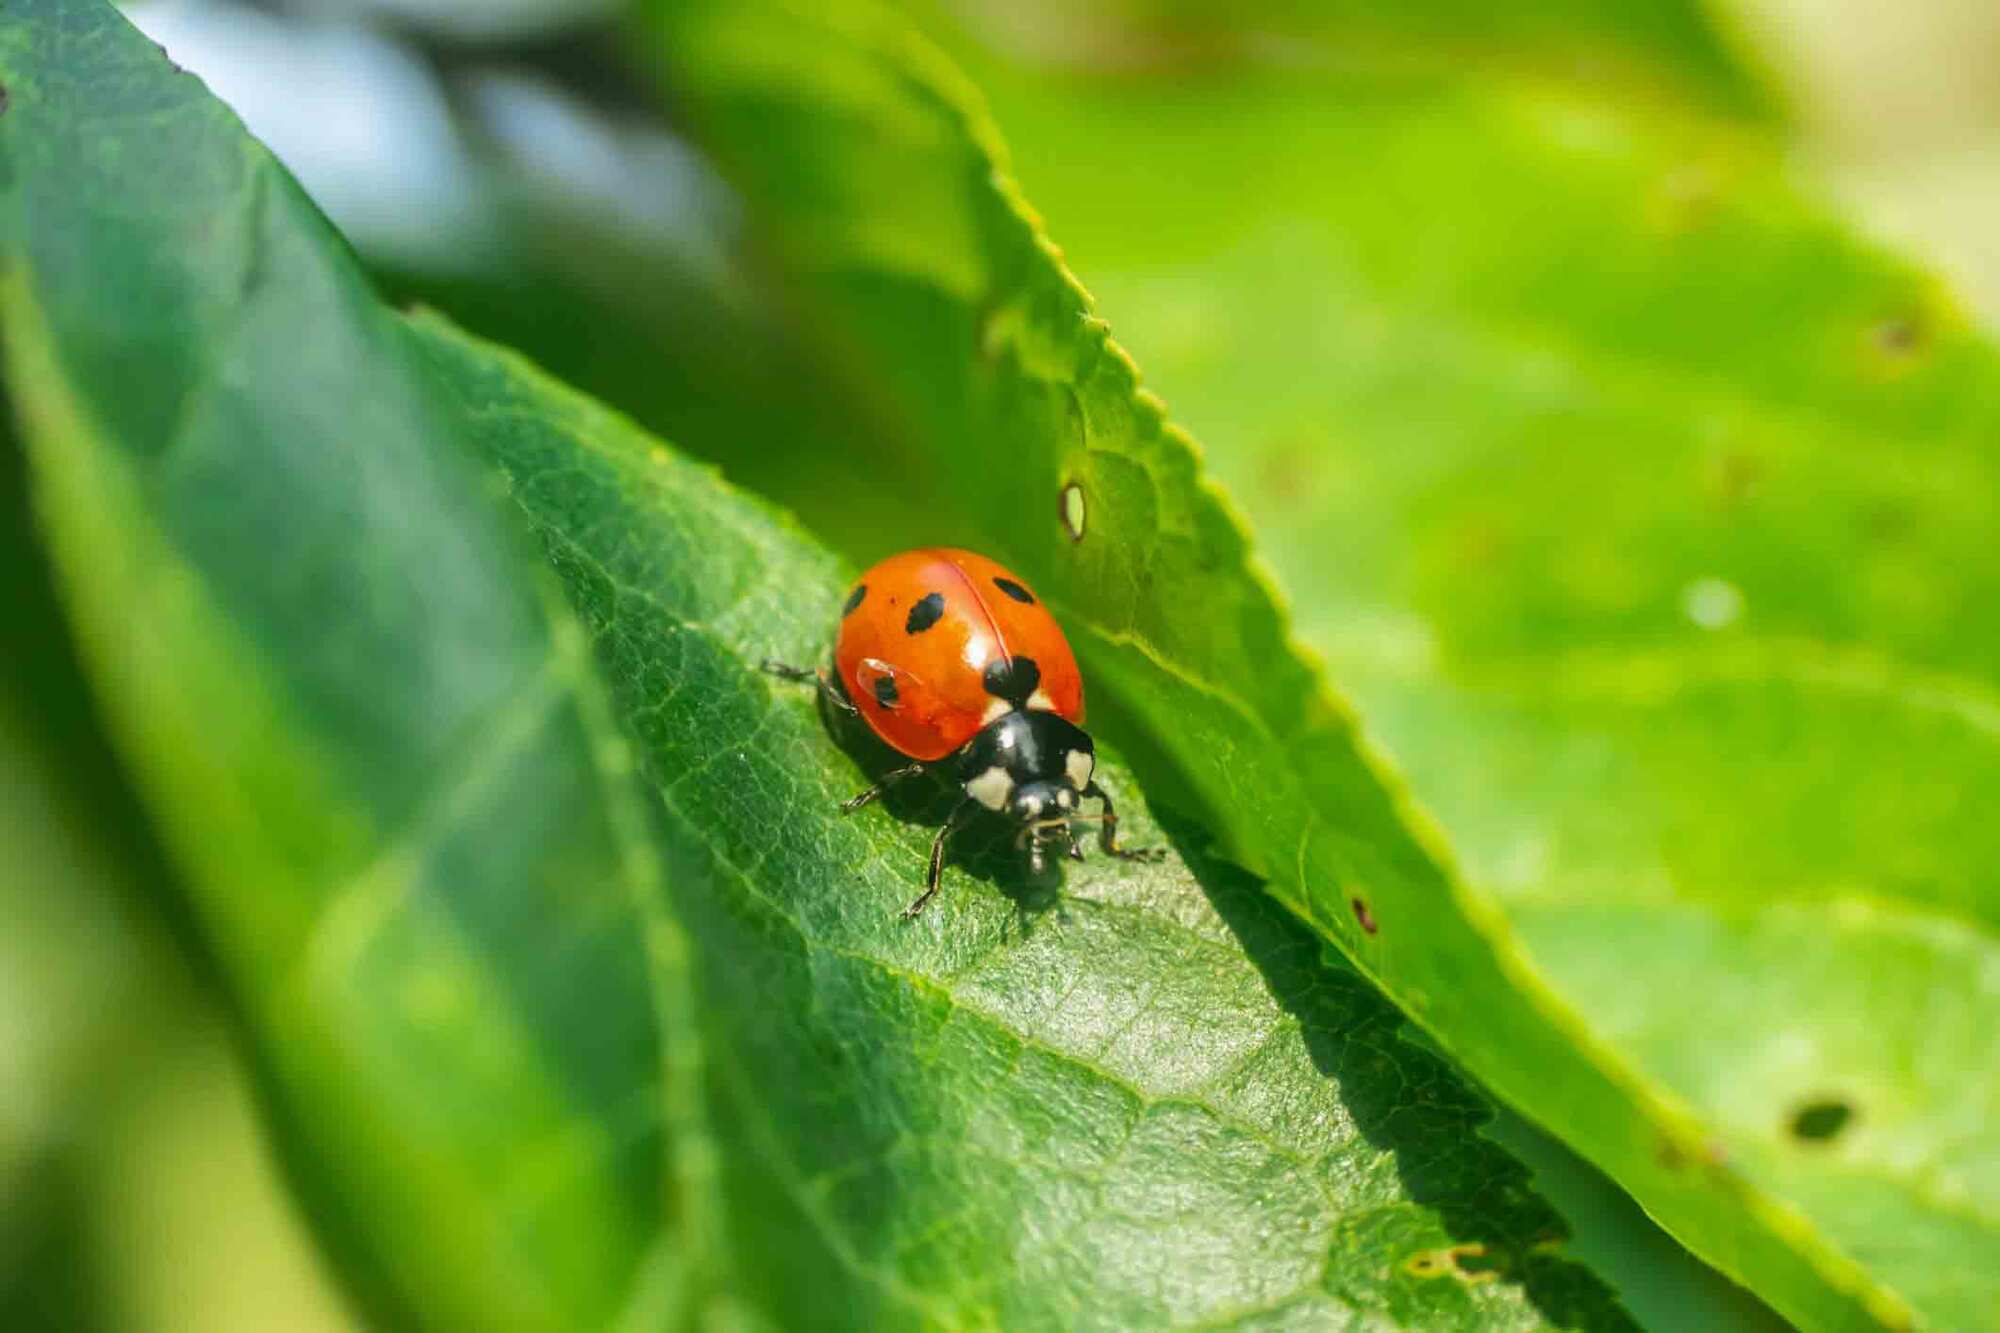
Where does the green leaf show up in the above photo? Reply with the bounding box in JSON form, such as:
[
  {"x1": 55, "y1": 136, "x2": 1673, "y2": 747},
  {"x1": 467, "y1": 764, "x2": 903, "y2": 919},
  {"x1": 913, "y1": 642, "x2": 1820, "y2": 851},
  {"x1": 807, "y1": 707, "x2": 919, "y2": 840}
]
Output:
[
  {"x1": 637, "y1": 0, "x2": 1992, "y2": 1326},
  {"x1": 958, "y1": 23, "x2": 2000, "y2": 1332},
  {"x1": 0, "y1": 5, "x2": 1674, "y2": 1327},
  {"x1": 0, "y1": 8, "x2": 691, "y2": 1327},
  {"x1": 411, "y1": 312, "x2": 1650, "y2": 1329}
]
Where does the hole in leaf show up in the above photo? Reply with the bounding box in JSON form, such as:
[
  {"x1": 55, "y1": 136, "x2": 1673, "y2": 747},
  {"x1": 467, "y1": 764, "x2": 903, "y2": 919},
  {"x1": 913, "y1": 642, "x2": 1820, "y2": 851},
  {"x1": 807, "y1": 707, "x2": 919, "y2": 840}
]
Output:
[
  {"x1": 1790, "y1": 1097, "x2": 1854, "y2": 1143},
  {"x1": 1350, "y1": 896, "x2": 1377, "y2": 935},
  {"x1": 1059, "y1": 482, "x2": 1086, "y2": 541}
]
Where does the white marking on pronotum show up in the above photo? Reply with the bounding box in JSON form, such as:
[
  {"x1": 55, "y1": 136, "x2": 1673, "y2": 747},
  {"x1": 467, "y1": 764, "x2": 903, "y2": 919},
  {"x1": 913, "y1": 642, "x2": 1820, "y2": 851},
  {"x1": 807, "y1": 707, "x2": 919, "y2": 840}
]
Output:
[
  {"x1": 1065, "y1": 749, "x2": 1094, "y2": 791},
  {"x1": 966, "y1": 766, "x2": 1014, "y2": 811},
  {"x1": 1027, "y1": 688, "x2": 1054, "y2": 712},
  {"x1": 1060, "y1": 482, "x2": 1086, "y2": 541},
  {"x1": 981, "y1": 697, "x2": 1011, "y2": 725}
]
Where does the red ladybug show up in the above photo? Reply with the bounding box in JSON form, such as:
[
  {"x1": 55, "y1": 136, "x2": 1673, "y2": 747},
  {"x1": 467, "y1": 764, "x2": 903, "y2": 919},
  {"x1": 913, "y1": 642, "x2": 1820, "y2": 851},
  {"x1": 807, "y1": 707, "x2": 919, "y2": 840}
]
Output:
[{"x1": 766, "y1": 547, "x2": 1157, "y2": 917}]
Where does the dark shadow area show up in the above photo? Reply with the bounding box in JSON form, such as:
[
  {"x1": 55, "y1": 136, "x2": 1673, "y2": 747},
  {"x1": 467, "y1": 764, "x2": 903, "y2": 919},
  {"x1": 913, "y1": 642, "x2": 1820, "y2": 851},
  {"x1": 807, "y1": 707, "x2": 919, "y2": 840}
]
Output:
[{"x1": 1146, "y1": 800, "x2": 1786, "y2": 1332}]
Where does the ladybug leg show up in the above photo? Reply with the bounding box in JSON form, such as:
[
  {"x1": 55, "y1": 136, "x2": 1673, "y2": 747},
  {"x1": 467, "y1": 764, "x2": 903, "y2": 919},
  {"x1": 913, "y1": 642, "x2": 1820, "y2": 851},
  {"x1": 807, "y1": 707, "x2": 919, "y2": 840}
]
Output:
[
  {"x1": 760, "y1": 657, "x2": 814, "y2": 682},
  {"x1": 840, "y1": 761, "x2": 925, "y2": 814},
  {"x1": 1084, "y1": 782, "x2": 1165, "y2": 863},
  {"x1": 903, "y1": 799, "x2": 972, "y2": 919},
  {"x1": 760, "y1": 658, "x2": 858, "y2": 716}
]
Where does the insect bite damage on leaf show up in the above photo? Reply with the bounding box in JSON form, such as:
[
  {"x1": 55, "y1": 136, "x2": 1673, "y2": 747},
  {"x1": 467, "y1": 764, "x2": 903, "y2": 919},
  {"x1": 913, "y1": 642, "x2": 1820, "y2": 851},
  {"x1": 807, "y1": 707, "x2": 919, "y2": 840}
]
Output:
[
  {"x1": 1058, "y1": 480, "x2": 1086, "y2": 541},
  {"x1": 1403, "y1": 1242, "x2": 1501, "y2": 1285}
]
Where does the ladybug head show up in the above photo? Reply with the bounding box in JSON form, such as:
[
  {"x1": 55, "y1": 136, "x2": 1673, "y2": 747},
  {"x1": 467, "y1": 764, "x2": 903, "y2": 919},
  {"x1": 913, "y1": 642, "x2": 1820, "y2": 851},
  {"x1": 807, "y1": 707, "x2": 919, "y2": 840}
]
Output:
[
  {"x1": 1008, "y1": 781, "x2": 1081, "y2": 876},
  {"x1": 956, "y1": 709, "x2": 1097, "y2": 871},
  {"x1": 1006, "y1": 779, "x2": 1077, "y2": 823}
]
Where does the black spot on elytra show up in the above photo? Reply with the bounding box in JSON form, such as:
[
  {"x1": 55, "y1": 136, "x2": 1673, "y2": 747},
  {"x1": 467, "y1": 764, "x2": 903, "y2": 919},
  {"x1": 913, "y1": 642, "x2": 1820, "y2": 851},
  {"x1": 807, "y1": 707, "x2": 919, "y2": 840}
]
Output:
[
  {"x1": 905, "y1": 591, "x2": 945, "y2": 634},
  {"x1": 842, "y1": 583, "x2": 867, "y2": 616},
  {"x1": 1790, "y1": 1098, "x2": 1854, "y2": 1143},
  {"x1": 982, "y1": 655, "x2": 1040, "y2": 705},
  {"x1": 993, "y1": 575, "x2": 1035, "y2": 605},
  {"x1": 872, "y1": 674, "x2": 899, "y2": 708}
]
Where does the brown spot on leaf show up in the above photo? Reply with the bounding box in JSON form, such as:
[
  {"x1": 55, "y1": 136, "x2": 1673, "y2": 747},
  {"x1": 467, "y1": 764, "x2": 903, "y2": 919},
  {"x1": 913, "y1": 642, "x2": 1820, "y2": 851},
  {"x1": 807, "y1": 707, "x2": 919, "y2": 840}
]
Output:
[
  {"x1": 1350, "y1": 896, "x2": 1378, "y2": 935},
  {"x1": 1874, "y1": 317, "x2": 1921, "y2": 356},
  {"x1": 1862, "y1": 311, "x2": 1932, "y2": 381}
]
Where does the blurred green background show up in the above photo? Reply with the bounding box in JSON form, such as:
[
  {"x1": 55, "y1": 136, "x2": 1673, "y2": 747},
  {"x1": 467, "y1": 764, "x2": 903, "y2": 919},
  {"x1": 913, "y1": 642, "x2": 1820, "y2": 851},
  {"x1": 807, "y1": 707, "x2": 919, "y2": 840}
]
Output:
[{"x1": 6, "y1": 0, "x2": 1997, "y2": 1327}]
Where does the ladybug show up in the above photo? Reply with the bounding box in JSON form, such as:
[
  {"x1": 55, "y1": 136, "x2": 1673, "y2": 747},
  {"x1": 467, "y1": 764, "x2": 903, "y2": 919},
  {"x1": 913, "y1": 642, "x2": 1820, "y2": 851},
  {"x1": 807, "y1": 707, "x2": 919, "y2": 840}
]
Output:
[{"x1": 765, "y1": 547, "x2": 1158, "y2": 917}]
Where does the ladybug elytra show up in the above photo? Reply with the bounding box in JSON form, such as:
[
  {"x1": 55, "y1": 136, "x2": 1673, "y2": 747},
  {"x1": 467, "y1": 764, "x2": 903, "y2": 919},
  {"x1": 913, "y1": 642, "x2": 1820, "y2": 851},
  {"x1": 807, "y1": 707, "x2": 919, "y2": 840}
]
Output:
[{"x1": 765, "y1": 547, "x2": 1157, "y2": 917}]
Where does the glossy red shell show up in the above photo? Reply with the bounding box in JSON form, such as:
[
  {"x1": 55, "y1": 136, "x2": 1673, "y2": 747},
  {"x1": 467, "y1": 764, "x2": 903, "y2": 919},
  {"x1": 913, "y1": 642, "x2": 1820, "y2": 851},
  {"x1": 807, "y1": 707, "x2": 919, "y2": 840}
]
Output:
[{"x1": 833, "y1": 548, "x2": 1084, "y2": 762}]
